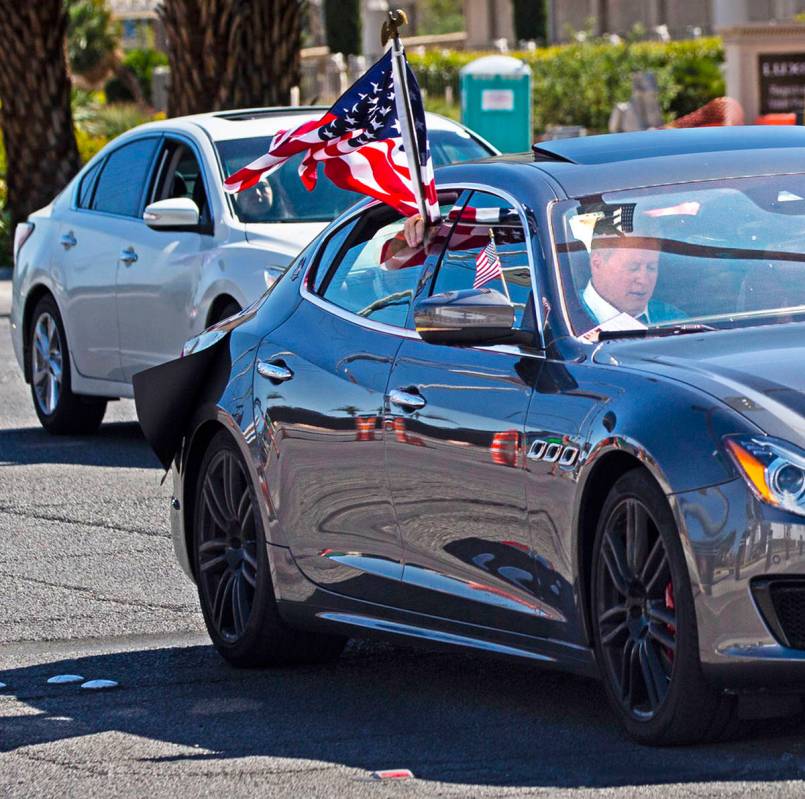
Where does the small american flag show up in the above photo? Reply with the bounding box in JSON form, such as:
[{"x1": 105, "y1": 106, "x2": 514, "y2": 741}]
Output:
[
  {"x1": 473, "y1": 234, "x2": 503, "y2": 289},
  {"x1": 223, "y1": 50, "x2": 439, "y2": 223},
  {"x1": 379, "y1": 205, "x2": 522, "y2": 271}
]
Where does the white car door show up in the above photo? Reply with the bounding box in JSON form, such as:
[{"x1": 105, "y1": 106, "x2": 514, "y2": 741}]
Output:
[
  {"x1": 115, "y1": 137, "x2": 216, "y2": 380},
  {"x1": 59, "y1": 136, "x2": 161, "y2": 383}
]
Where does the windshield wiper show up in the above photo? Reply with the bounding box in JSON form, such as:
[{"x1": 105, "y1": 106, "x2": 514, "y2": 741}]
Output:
[{"x1": 597, "y1": 323, "x2": 716, "y2": 341}]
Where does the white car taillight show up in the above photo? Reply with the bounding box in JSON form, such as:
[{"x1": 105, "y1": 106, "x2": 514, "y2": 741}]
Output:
[{"x1": 13, "y1": 222, "x2": 34, "y2": 267}]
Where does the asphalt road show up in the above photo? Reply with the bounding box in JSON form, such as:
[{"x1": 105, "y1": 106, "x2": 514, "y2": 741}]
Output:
[{"x1": 5, "y1": 278, "x2": 805, "y2": 798}]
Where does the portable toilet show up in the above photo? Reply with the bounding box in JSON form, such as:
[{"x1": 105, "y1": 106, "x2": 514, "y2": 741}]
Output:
[{"x1": 460, "y1": 55, "x2": 532, "y2": 153}]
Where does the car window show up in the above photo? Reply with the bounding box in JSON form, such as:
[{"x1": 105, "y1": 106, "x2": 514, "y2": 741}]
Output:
[
  {"x1": 317, "y1": 194, "x2": 464, "y2": 328},
  {"x1": 318, "y1": 208, "x2": 421, "y2": 328},
  {"x1": 431, "y1": 191, "x2": 533, "y2": 328},
  {"x1": 428, "y1": 129, "x2": 491, "y2": 166},
  {"x1": 216, "y1": 128, "x2": 494, "y2": 224},
  {"x1": 309, "y1": 218, "x2": 358, "y2": 294},
  {"x1": 92, "y1": 137, "x2": 159, "y2": 217},
  {"x1": 77, "y1": 160, "x2": 102, "y2": 209},
  {"x1": 151, "y1": 141, "x2": 210, "y2": 226},
  {"x1": 552, "y1": 174, "x2": 805, "y2": 335}
]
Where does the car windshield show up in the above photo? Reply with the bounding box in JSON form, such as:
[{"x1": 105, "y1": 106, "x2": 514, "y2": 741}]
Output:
[
  {"x1": 552, "y1": 174, "x2": 805, "y2": 337},
  {"x1": 216, "y1": 128, "x2": 492, "y2": 223}
]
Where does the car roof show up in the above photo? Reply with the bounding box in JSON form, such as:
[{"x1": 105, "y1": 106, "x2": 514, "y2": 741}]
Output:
[
  {"x1": 175, "y1": 106, "x2": 477, "y2": 142},
  {"x1": 526, "y1": 126, "x2": 805, "y2": 197}
]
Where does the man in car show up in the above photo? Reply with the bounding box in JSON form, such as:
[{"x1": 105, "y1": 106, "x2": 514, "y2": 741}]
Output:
[{"x1": 581, "y1": 219, "x2": 682, "y2": 326}]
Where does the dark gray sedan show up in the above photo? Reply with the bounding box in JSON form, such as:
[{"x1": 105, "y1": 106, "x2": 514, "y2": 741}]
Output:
[{"x1": 136, "y1": 126, "x2": 805, "y2": 745}]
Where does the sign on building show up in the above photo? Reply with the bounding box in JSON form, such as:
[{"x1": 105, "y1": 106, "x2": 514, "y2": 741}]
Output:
[{"x1": 759, "y1": 52, "x2": 805, "y2": 114}]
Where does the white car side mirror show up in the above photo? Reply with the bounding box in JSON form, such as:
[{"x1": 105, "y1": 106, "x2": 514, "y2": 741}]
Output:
[{"x1": 143, "y1": 197, "x2": 200, "y2": 229}]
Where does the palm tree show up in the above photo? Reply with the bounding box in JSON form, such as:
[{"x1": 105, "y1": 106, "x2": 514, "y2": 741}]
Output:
[
  {"x1": 0, "y1": 1, "x2": 80, "y2": 242},
  {"x1": 158, "y1": 0, "x2": 305, "y2": 117}
]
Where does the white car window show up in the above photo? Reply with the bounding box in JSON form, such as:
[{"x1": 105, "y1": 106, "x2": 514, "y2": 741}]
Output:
[
  {"x1": 151, "y1": 141, "x2": 211, "y2": 227},
  {"x1": 77, "y1": 160, "x2": 102, "y2": 209},
  {"x1": 217, "y1": 129, "x2": 492, "y2": 224},
  {"x1": 92, "y1": 137, "x2": 159, "y2": 217}
]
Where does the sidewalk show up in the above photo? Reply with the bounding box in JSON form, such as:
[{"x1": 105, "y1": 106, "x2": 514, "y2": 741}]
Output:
[{"x1": 0, "y1": 267, "x2": 11, "y2": 317}]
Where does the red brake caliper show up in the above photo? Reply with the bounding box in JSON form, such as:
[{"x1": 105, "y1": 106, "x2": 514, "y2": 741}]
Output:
[{"x1": 664, "y1": 580, "x2": 676, "y2": 661}]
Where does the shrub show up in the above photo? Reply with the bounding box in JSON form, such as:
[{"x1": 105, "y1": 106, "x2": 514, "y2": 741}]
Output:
[
  {"x1": 74, "y1": 126, "x2": 109, "y2": 164},
  {"x1": 408, "y1": 36, "x2": 725, "y2": 133},
  {"x1": 66, "y1": 0, "x2": 120, "y2": 80},
  {"x1": 104, "y1": 48, "x2": 168, "y2": 104},
  {"x1": 77, "y1": 102, "x2": 154, "y2": 140}
]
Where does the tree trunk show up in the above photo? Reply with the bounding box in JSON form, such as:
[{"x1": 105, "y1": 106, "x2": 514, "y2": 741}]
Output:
[
  {"x1": 0, "y1": 1, "x2": 80, "y2": 237},
  {"x1": 158, "y1": 0, "x2": 304, "y2": 118}
]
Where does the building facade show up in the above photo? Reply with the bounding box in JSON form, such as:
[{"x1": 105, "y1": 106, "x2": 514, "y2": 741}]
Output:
[{"x1": 548, "y1": 0, "x2": 805, "y2": 42}]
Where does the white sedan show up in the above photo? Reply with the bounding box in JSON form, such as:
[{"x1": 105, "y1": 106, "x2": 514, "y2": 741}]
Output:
[{"x1": 10, "y1": 107, "x2": 496, "y2": 434}]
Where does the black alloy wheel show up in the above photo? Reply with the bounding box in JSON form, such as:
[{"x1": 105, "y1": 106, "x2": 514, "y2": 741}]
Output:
[
  {"x1": 193, "y1": 430, "x2": 347, "y2": 667},
  {"x1": 591, "y1": 469, "x2": 738, "y2": 745},
  {"x1": 196, "y1": 441, "x2": 259, "y2": 644},
  {"x1": 595, "y1": 493, "x2": 675, "y2": 719}
]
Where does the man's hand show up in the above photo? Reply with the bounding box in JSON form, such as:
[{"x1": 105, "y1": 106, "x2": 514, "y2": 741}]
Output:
[{"x1": 403, "y1": 214, "x2": 425, "y2": 248}]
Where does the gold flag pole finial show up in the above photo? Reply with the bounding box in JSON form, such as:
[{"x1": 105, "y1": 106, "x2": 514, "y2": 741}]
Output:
[{"x1": 381, "y1": 8, "x2": 408, "y2": 47}]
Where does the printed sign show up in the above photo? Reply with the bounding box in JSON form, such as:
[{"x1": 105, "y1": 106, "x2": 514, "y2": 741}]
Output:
[
  {"x1": 759, "y1": 53, "x2": 805, "y2": 114},
  {"x1": 481, "y1": 89, "x2": 515, "y2": 111}
]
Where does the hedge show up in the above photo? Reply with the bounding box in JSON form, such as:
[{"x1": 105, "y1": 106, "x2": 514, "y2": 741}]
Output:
[{"x1": 408, "y1": 36, "x2": 725, "y2": 133}]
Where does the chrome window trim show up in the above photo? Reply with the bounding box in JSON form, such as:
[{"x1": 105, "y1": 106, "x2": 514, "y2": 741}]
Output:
[
  {"x1": 299, "y1": 181, "x2": 546, "y2": 352},
  {"x1": 302, "y1": 289, "x2": 421, "y2": 339}
]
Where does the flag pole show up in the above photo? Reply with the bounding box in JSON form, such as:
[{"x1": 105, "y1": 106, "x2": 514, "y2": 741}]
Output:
[
  {"x1": 383, "y1": 9, "x2": 429, "y2": 225},
  {"x1": 490, "y1": 229, "x2": 511, "y2": 301}
]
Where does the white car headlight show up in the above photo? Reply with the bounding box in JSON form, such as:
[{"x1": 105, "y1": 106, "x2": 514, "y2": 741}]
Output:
[{"x1": 725, "y1": 435, "x2": 805, "y2": 516}]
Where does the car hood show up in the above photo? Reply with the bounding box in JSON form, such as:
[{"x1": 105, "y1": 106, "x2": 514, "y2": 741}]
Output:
[
  {"x1": 592, "y1": 322, "x2": 805, "y2": 447},
  {"x1": 244, "y1": 221, "x2": 328, "y2": 262}
]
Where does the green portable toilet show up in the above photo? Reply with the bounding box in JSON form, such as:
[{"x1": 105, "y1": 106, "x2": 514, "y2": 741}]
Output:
[{"x1": 460, "y1": 55, "x2": 532, "y2": 153}]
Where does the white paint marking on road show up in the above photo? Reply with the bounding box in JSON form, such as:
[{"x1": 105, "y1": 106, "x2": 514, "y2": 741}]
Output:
[
  {"x1": 47, "y1": 674, "x2": 84, "y2": 684},
  {"x1": 0, "y1": 681, "x2": 7, "y2": 689},
  {"x1": 80, "y1": 679, "x2": 119, "y2": 690}
]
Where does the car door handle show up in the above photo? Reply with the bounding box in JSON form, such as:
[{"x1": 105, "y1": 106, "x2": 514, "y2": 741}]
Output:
[
  {"x1": 388, "y1": 388, "x2": 426, "y2": 411},
  {"x1": 120, "y1": 246, "x2": 138, "y2": 266},
  {"x1": 60, "y1": 231, "x2": 77, "y2": 250},
  {"x1": 256, "y1": 360, "x2": 293, "y2": 382}
]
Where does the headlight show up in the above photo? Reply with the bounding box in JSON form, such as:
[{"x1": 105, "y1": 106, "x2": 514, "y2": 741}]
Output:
[{"x1": 725, "y1": 435, "x2": 805, "y2": 516}]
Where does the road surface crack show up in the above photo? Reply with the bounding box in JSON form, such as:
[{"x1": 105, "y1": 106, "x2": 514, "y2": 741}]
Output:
[
  {"x1": 0, "y1": 571, "x2": 192, "y2": 613},
  {"x1": 0, "y1": 505, "x2": 166, "y2": 539}
]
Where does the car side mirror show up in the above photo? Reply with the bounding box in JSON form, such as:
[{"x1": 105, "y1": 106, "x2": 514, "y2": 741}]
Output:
[
  {"x1": 143, "y1": 197, "x2": 200, "y2": 229},
  {"x1": 413, "y1": 288, "x2": 517, "y2": 346}
]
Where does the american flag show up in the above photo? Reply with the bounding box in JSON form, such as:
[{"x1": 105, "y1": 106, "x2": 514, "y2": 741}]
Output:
[
  {"x1": 473, "y1": 234, "x2": 503, "y2": 289},
  {"x1": 223, "y1": 50, "x2": 439, "y2": 222},
  {"x1": 380, "y1": 205, "x2": 522, "y2": 271}
]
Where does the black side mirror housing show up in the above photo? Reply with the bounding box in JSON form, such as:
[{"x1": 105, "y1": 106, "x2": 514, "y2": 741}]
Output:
[{"x1": 414, "y1": 288, "x2": 519, "y2": 346}]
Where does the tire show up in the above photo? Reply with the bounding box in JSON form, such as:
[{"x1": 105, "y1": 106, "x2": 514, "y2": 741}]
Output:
[
  {"x1": 591, "y1": 468, "x2": 738, "y2": 745},
  {"x1": 28, "y1": 294, "x2": 107, "y2": 435},
  {"x1": 192, "y1": 430, "x2": 346, "y2": 667}
]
